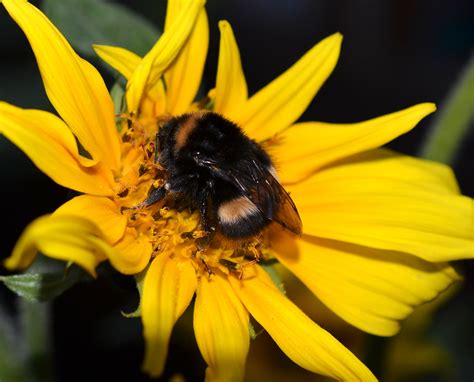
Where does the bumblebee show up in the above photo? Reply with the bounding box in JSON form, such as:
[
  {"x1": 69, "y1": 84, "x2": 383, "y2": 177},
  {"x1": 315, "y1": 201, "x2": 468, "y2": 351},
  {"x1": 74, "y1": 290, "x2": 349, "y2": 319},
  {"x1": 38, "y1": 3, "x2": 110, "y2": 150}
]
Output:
[{"x1": 140, "y1": 111, "x2": 302, "y2": 239}]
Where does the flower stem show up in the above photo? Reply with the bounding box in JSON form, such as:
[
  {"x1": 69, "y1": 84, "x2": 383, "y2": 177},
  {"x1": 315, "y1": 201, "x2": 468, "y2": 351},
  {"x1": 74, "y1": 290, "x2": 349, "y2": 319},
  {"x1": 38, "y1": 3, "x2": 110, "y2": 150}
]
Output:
[
  {"x1": 19, "y1": 299, "x2": 55, "y2": 382},
  {"x1": 419, "y1": 54, "x2": 474, "y2": 164},
  {"x1": 0, "y1": 305, "x2": 27, "y2": 382}
]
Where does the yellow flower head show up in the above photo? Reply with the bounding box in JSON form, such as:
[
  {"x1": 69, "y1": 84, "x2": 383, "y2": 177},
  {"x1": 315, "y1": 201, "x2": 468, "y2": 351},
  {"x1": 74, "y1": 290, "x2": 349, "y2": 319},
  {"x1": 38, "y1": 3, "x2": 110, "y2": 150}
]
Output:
[{"x1": 1, "y1": 0, "x2": 473, "y2": 381}]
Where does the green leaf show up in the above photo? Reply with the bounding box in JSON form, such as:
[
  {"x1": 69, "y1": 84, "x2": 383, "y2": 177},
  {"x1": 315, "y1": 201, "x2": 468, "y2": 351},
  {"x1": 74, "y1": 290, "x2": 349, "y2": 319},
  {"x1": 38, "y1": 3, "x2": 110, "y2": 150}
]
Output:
[
  {"x1": 42, "y1": 0, "x2": 160, "y2": 57},
  {"x1": 0, "y1": 265, "x2": 86, "y2": 302},
  {"x1": 419, "y1": 54, "x2": 474, "y2": 164}
]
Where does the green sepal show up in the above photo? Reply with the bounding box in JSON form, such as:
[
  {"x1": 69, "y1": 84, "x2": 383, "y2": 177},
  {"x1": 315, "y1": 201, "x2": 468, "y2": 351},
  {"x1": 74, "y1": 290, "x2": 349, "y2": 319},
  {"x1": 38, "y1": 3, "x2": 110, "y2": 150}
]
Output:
[
  {"x1": 260, "y1": 261, "x2": 286, "y2": 295},
  {"x1": 42, "y1": 0, "x2": 160, "y2": 57},
  {"x1": 0, "y1": 264, "x2": 86, "y2": 302},
  {"x1": 121, "y1": 266, "x2": 148, "y2": 318},
  {"x1": 249, "y1": 319, "x2": 265, "y2": 340},
  {"x1": 111, "y1": 81, "x2": 126, "y2": 117},
  {"x1": 248, "y1": 321, "x2": 257, "y2": 340},
  {"x1": 110, "y1": 81, "x2": 127, "y2": 133}
]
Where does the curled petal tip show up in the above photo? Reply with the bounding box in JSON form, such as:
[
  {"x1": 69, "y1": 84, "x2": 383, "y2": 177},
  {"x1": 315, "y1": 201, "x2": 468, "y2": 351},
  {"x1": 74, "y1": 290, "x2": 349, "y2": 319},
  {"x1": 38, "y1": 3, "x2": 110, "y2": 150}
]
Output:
[
  {"x1": 427, "y1": 102, "x2": 437, "y2": 112},
  {"x1": 330, "y1": 32, "x2": 343, "y2": 46},
  {"x1": 218, "y1": 19, "x2": 231, "y2": 29}
]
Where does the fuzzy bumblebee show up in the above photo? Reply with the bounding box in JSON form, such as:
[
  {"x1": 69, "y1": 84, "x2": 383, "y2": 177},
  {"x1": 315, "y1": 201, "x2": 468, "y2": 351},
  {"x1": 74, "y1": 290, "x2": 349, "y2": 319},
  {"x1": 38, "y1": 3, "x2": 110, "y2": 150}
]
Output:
[{"x1": 138, "y1": 111, "x2": 302, "y2": 239}]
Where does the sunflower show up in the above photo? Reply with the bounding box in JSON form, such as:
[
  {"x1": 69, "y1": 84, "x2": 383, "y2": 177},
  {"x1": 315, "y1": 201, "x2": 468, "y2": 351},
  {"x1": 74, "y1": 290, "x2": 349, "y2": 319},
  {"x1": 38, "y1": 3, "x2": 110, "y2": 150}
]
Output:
[{"x1": 1, "y1": 0, "x2": 472, "y2": 381}]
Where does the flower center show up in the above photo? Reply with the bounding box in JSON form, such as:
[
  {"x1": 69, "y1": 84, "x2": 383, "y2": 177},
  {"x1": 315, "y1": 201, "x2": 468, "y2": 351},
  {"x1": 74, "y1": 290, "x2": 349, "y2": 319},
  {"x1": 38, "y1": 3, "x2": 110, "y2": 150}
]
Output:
[{"x1": 113, "y1": 116, "x2": 271, "y2": 278}]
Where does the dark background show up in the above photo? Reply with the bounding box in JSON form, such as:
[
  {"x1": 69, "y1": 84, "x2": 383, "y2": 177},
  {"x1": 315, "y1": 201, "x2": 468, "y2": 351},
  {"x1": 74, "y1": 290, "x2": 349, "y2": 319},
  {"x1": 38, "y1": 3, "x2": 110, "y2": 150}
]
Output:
[{"x1": 0, "y1": 1, "x2": 473, "y2": 381}]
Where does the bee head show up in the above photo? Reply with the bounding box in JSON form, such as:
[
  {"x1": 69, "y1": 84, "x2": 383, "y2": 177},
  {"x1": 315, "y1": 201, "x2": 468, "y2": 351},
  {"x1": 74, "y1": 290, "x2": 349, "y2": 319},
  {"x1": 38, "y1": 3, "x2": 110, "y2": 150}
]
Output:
[{"x1": 158, "y1": 112, "x2": 247, "y2": 173}]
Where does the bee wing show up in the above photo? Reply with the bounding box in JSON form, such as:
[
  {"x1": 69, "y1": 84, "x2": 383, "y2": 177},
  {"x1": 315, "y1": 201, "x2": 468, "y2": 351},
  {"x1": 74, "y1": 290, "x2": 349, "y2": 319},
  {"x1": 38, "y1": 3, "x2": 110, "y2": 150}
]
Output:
[
  {"x1": 219, "y1": 159, "x2": 302, "y2": 235},
  {"x1": 198, "y1": 156, "x2": 302, "y2": 235},
  {"x1": 246, "y1": 160, "x2": 302, "y2": 235},
  {"x1": 270, "y1": 186, "x2": 303, "y2": 235}
]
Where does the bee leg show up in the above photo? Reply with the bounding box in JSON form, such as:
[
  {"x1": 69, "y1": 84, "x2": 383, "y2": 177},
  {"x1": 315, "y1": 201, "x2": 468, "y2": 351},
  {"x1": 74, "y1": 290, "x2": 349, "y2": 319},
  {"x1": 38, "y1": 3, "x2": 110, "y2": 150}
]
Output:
[
  {"x1": 199, "y1": 201, "x2": 217, "y2": 241},
  {"x1": 124, "y1": 186, "x2": 166, "y2": 211},
  {"x1": 199, "y1": 256, "x2": 214, "y2": 277},
  {"x1": 199, "y1": 205, "x2": 216, "y2": 233},
  {"x1": 198, "y1": 180, "x2": 217, "y2": 236},
  {"x1": 196, "y1": 233, "x2": 215, "y2": 250},
  {"x1": 196, "y1": 204, "x2": 216, "y2": 249}
]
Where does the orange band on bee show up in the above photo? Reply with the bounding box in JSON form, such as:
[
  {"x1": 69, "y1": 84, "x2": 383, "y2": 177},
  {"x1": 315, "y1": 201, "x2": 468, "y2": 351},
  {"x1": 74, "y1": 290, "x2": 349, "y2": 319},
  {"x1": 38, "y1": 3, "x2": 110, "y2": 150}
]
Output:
[
  {"x1": 174, "y1": 111, "x2": 209, "y2": 152},
  {"x1": 218, "y1": 196, "x2": 259, "y2": 224}
]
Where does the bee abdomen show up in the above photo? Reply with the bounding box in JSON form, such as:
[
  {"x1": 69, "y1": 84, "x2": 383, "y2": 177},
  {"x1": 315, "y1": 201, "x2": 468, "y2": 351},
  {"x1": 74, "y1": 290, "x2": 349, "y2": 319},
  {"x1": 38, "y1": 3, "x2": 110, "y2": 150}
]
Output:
[{"x1": 217, "y1": 196, "x2": 269, "y2": 238}]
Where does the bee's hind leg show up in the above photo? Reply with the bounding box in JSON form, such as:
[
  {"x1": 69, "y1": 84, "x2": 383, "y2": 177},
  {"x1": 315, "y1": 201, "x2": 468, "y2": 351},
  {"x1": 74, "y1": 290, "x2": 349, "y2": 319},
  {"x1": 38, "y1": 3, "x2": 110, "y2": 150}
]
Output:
[
  {"x1": 196, "y1": 180, "x2": 217, "y2": 247},
  {"x1": 193, "y1": 199, "x2": 216, "y2": 250},
  {"x1": 195, "y1": 231, "x2": 215, "y2": 250},
  {"x1": 198, "y1": 203, "x2": 217, "y2": 247}
]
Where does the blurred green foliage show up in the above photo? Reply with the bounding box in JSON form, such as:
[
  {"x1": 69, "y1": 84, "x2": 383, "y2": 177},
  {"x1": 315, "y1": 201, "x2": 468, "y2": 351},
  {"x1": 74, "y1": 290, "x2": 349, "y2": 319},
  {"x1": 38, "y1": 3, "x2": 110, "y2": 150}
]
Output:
[{"x1": 42, "y1": 0, "x2": 160, "y2": 57}]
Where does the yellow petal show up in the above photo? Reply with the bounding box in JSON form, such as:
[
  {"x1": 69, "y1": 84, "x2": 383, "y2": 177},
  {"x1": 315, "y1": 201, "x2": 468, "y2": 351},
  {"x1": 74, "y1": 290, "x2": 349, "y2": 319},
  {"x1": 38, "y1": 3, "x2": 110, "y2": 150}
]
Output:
[
  {"x1": 105, "y1": 227, "x2": 152, "y2": 275},
  {"x1": 2, "y1": 0, "x2": 121, "y2": 171},
  {"x1": 4, "y1": 215, "x2": 110, "y2": 277},
  {"x1": 276, "y1": 103, "x2": 437, "y2": 184},
  {"x1": 93, "y1": 44, "x2": 141, "y2": 79},
  {"x1": 230, "y1": 267, "x2": 376, "y2": 381},
  {"x1": 272, "y1": 232, "x2": 459, "y2": 336},
  {"x1": 291, "y1": 151, "x2": 474, "y2": 262},
  {"x1": 237, "y1": 33, "x2": 342, "y2": 140},
  {"x1": 213, "y1": 21, "x2": 248, "y2": 120},
  {"x1": 327, "y1": 149, "x2": 460, "y2": 194},
  {"x1": 142, "y1": 78, "x2": 168, "y2": 120},
  {"x1": 142, "y1": 255, "x2": 196, "y2": 377},
  {"x1": 126, "y1": 0, "x2": 205, "y2": 114},
  {"x1": 53, "y1": 195, "x2": 126, "y2": 245},
  {"x1": 194, "y1": 274, "x2": 249, "y2": 382},
  {"x1": 164, "y1": 0, "x2": 209, "y2": 115},
  {"x1": 0, "y1": 102, "x2": 114, "y2": 196}
]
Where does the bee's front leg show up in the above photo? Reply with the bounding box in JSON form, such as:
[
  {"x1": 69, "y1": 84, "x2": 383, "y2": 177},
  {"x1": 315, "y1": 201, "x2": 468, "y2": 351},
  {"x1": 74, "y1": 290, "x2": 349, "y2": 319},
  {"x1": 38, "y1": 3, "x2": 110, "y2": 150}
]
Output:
[{"x1": 124, "y1": 186, "x2": 166, "y2": 210}]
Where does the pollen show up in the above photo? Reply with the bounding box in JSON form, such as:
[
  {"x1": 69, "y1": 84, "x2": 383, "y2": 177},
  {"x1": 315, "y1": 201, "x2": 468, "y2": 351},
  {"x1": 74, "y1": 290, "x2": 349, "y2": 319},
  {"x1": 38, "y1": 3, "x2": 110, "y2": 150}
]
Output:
[{"x1": 114, "y1": 115, "x2": 268, "y2": 279}]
